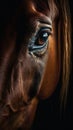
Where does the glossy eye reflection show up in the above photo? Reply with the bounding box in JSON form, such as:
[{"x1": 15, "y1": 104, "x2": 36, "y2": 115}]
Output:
[{"x1": 35, "y1": 30, "x2": 50, "y2": 46}]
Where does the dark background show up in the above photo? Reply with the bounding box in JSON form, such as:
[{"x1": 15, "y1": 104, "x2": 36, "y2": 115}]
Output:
[{"x1": 31, "y1": 1, "x2": 73, "y2": 129}]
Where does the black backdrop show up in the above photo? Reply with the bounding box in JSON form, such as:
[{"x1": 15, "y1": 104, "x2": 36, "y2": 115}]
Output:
[{"x1": 31, "y1": 1, "x2": 73, "y2": 129}]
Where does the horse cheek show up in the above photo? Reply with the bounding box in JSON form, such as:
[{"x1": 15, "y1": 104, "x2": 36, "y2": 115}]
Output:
[{"x1": 38, "y1": 27, "x2": 61, "y2": 99}]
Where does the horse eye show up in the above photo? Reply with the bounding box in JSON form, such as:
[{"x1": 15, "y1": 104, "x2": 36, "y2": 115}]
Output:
[
  {"x1": 28, "y1": 27, "x2": 51, "y2": 56},
  {"x1": 35, "y1": 31, "x2": 49, "y2": 46}
]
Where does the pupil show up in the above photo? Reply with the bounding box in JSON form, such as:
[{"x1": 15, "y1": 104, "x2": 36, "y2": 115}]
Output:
[{"x1": 40, "y1": 32, "x2": 48, "y2": 42}]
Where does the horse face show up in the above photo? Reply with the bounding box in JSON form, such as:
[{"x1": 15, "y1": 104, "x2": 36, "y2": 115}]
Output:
[{"x1": 0, "y1": 0, "x2": 60, "y2": 129}]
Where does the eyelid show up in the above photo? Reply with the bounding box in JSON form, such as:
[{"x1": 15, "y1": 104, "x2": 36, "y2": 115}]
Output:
[
  {"x1": 38, "y1": 22, "x2": 52, "y2": 32},
  {"x1": 39, "y1": 23, "x2": 52, "y2": 30},
  {"x1": 35, "y1": 27, "x2": 52, "y2": 39}
]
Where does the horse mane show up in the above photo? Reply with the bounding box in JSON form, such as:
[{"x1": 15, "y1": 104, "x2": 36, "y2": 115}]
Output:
[{"x1": 56, "y1": 0, "x2": 71, "y2": 106}]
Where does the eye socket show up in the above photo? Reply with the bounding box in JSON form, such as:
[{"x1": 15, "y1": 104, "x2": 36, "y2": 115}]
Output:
[{"x1": 35, "y1": 30, "x2": 50, "y2": 46}]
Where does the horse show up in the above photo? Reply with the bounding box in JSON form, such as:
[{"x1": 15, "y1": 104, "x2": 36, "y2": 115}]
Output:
[{"x1": 0, "y1": 0, "x2": 71, "y2": 129}]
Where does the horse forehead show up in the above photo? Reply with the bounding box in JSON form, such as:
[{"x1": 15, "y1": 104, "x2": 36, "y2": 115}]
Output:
[
  {"x1": 21, "y1": 0, "x2": 57, "y2": 22},
  {"x1": 22, "y1": 0, "x2": 49, "y2": 15},
  {"x1": 23, "y1": 1, "x2": 36, "y2": 12}
]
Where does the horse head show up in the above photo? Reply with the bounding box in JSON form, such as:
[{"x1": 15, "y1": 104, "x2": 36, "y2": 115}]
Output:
[{"x1": 0, "y1": 0, "x2": 70, "y2": 129}]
